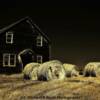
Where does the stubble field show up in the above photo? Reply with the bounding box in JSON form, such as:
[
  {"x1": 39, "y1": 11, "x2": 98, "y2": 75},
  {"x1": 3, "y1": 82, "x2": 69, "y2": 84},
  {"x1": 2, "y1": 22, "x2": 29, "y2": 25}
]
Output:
[{"x1": 0, "y1": 74, "x2": 100, "y2": 100}]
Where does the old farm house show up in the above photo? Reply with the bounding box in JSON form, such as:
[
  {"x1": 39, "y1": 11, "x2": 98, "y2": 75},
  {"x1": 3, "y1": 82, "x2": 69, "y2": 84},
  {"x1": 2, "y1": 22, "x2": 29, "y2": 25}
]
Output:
[{"x1": 0, "y1": 17, "x2": 51, "y2": 73}]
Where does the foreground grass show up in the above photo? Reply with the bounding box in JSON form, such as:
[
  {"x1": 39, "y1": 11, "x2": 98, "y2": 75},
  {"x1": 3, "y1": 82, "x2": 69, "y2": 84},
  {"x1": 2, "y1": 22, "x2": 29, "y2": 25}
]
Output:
[{"x1": 0, "y1": 74, "x2": 100, "y2": 100}]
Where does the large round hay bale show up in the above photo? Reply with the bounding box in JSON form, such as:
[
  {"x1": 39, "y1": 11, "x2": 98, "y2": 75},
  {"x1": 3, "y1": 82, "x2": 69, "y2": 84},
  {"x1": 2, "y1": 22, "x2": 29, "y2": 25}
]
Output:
[
  {"x1": 30, "y1": 65, "x2": 41, "y2": 80},
  {"x1": 84, "y1": 62, "x2": 100, "y2": 77},
  {"x1": 38, "y1": 60, "x2": 66, "y2": 81},
  {"x1": 63, "y1": 63, "x2": 79, "y2": 77},
  {"x1": 23, "y1": 62, "x2": 40, "y2": 80}
]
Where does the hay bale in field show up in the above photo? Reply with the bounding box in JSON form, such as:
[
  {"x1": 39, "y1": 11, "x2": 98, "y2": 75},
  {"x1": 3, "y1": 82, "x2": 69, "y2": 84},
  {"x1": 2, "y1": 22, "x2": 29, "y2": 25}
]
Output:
[
  {"x1": 63, "y1": 64, "x2": 79, "y2": 77},
  {"x1": 38, "y1": 60, "x2": 66, "y2": 81},
  {"x1": 30, "y1": 66, "x2": 40, "y2": 80},
  {"x1": 23, "y1": 62, "x2": 40, "y2": 80},
  {"x1": 84, "y1": 62, "x2": 100, "y2": 77}
]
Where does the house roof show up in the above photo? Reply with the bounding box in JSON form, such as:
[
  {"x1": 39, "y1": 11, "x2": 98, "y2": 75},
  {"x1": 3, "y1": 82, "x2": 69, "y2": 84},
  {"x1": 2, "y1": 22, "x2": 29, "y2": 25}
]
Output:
[{"x1": 0, "y1": 16, "x2": 50, "y2": 43}]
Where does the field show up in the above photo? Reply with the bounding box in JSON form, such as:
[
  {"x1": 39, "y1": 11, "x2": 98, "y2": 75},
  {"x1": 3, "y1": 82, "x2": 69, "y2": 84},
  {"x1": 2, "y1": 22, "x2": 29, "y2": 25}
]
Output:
[{"x1": 0, "y1": 74, "x2": 100, "y2": 100}]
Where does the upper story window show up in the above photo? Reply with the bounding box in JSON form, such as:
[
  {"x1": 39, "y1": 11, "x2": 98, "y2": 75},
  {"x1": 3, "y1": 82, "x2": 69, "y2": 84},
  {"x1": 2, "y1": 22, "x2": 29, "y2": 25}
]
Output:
[
  {"x1": 6, "y1": 31, "x2": 14, "y2": 44},
  {"x1": 36, "y1": 35, "x2": 43, "y2": 47}
]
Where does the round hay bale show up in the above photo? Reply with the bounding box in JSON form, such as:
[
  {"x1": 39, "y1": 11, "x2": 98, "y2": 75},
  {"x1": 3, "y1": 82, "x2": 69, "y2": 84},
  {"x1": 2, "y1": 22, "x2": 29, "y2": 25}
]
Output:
[
  {"x1": 63, "y1": 63, "x2": 79, "y2": 77},
  {"x1": 23, "y1": 62, "x2": 40, "y2": 80},
  {"x1": 30, "y1": 65, "x2": 40, "y2": 80},
  {"x1": 38, "y1": 60, "x2": 66, "y2": 81},
  {"x1": 84, "y1": 62, "x2": 100, "y2": 77}
]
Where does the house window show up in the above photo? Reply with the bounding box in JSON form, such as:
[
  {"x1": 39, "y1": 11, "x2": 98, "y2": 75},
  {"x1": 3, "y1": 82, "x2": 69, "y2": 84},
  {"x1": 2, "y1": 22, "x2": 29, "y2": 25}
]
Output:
[
  {"x1": 3, "y1": 54, "x2": 16, "y2": 67},
  {"x1": 37, "y1": 55, "x2": 43, "y2": 63},
  {"x1": 36, "y1": 36, "x2": 43, "y2": 47},
  {"x1": 6, "y1": 31, "x2": 13, "y2": 44}
]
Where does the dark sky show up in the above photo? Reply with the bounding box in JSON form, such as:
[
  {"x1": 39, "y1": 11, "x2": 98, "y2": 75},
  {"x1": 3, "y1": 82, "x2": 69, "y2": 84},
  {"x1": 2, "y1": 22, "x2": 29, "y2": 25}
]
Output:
[{"x1": 0, "y1": 1, "x2": 100, "y2": 66}]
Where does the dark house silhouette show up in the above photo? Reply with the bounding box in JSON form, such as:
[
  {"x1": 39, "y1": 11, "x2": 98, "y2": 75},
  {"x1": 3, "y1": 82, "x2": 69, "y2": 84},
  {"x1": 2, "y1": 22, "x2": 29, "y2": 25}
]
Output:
[{"x1": 0, "y1": 17, "x2": 51, "y2": 73}]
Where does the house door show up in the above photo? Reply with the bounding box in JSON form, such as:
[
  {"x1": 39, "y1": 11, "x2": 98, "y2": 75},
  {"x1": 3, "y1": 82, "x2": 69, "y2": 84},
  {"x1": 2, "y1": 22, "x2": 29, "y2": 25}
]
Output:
[{"x1": 18, "y1": 49, "x2": 34, "y2": 70}]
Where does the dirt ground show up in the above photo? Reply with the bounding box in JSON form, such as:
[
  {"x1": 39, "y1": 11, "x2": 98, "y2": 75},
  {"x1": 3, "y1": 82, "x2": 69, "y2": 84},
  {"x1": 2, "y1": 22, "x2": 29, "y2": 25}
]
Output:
[{"x1": 0, "y1": 74, "x2": 100, "y2": 100}]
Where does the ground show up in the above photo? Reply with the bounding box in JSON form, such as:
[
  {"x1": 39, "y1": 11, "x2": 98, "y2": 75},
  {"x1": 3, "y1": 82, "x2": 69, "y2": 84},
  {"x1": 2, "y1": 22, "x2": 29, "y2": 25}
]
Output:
[{"x1": 0, "y1": 74, "x2": 100, "y2": 100}]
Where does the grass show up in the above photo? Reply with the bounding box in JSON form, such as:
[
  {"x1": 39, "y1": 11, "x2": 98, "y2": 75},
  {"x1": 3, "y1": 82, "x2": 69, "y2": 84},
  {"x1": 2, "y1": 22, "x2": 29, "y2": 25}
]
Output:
[{"x1": 0, "y1": 74, "x2": 100, "y2": 100}]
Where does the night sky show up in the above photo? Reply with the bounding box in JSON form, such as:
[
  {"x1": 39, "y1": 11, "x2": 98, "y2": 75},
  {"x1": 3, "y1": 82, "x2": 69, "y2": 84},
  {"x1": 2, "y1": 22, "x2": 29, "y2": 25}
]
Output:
[{"x1": 0, "y1": 1, "x2": 100, "y2": 66}]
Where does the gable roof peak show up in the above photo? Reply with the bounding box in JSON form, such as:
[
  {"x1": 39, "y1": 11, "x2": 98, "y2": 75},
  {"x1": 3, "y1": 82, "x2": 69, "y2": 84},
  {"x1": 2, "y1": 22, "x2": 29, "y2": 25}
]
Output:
[{"x1": 0, "y1": 16, "x2": 50, "y2": 43}]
